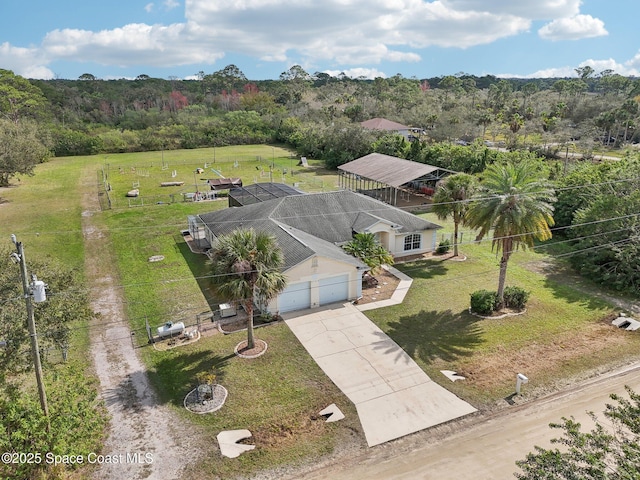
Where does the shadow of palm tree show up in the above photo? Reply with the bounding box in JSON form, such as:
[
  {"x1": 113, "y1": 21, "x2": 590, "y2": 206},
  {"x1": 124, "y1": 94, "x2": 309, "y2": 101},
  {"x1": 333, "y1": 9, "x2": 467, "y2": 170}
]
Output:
[
  {"x1": 396, "y1": 259, "x2": 448, "y2": 280},
  {"x1": 146, "y1": 350, "x2": 234, "y2": 406},
  {"x1": 377, "y1": 309, "x2": 484, "y2": 366}
]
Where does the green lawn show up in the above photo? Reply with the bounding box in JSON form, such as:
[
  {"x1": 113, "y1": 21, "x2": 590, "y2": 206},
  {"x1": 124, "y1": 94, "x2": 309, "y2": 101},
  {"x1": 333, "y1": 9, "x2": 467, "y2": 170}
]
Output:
[
  {"x1": 364, "y1": 214, "x2": 640, "y2": 406},
  {"x1": 3, "y1": 146, "x2": 639, "y2": 478}
]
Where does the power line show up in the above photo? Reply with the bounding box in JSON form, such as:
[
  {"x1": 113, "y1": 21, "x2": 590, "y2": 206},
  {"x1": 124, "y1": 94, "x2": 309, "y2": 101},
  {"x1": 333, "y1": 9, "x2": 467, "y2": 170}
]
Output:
[
  {"x1": 6, "y1": 172, "x2": 640, "y2": 239},
  {"x1": 4, "y1": 215, "x2": 636, "y2": 305}
]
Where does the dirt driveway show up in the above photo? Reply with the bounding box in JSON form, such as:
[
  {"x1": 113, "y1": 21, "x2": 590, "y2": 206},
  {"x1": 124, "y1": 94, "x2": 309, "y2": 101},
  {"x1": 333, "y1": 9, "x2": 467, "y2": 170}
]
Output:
[{"x1": 80, "y1": 170, "x2": 199, "y2": 480}]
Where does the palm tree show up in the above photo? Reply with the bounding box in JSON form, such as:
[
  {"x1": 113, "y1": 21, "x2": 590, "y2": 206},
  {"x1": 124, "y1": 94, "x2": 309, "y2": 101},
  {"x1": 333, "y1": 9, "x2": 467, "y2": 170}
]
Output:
[
  {"x1": 343, "y1": 232, "x2": 394, "y2": 275},
  {"x1": 431, "y1": 173, "x2": 477, "y2": 257},
  {"x1": 466, "y1": 162, "x2": 555, "y2": 308},
  {"x1": 209, "y1": 228, "x2": 287, "y2": 350}
]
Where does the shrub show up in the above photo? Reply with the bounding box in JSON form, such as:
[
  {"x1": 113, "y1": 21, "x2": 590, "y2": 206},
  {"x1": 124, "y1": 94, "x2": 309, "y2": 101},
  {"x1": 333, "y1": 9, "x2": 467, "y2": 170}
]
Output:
[
  {"x1": 436, "y1": 238, "x2": 451, "y2": 255},
  {"x1": 470, "y1": 289, "x2": 498, "y2": 315},
  {"x1": 503, "y1": 286, "x2": 530, "y2": 310}
]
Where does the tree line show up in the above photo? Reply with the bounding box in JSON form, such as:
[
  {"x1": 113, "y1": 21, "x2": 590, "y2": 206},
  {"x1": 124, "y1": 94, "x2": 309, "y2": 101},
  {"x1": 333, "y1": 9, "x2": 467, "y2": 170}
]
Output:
[{"x1": 2, "y1": 64, "x2": 640, "y2": 163}]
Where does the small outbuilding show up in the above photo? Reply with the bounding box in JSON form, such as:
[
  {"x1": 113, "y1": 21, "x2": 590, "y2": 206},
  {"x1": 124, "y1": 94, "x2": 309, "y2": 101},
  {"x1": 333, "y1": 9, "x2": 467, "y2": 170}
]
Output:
[{"x1": 338, "y1": 153, "x2": 456, "y2": 207}]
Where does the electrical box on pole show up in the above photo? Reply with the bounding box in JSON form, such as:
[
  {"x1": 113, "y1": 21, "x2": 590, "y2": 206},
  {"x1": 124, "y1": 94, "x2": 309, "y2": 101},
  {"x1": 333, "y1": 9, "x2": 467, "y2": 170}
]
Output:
[{"x1": 32, "y1": 278, "x2": 47, "y2": 303}]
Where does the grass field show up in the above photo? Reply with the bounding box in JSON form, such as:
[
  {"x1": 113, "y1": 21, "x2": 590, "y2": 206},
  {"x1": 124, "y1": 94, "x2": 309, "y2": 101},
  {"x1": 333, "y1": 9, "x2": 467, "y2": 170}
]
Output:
[
  {"x1": 99, "y1": 145, "x2": 339, "y2": 209},
  {"x1": 365, "y1": 214, "x2": 640, "y2": 406},
  {"x1": 3, "y1": 145, "x2": 639, "y2": 478}
]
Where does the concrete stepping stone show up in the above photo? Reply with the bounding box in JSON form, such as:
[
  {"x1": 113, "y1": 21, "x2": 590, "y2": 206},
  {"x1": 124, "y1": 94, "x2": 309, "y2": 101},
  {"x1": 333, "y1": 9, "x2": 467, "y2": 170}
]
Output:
[
  {"x1": 217, "y1": 429, "x2": 255, "y2": 458},
  {"x1": 612, "y1": 315, "x2": 640, "y2": 331},
  {"x1": 441, "y1": 370, "x2": 466, "y2": 382},
  {"x1": 319, "y1": 403, "x2": 345, "y2": 422}
]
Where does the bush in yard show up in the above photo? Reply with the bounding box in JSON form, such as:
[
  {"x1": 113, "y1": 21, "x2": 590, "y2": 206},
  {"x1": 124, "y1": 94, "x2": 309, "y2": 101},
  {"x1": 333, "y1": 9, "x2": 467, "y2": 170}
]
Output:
[
  {"x1": 470, "y1": 289, "x2": 498, "y2": 315},
  {"x1": 503, "y1": 286, "x2": 530, "y2": 310},
  {"x1": 436, "y1": 238, "x2": 452, "y2": 255}
]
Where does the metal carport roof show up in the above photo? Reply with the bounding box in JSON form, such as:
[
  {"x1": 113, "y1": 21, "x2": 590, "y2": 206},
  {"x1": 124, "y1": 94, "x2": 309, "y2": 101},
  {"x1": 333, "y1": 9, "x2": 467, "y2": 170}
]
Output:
[{"x1": 338, "y1": 153, "x2": 453, "y2": 188}]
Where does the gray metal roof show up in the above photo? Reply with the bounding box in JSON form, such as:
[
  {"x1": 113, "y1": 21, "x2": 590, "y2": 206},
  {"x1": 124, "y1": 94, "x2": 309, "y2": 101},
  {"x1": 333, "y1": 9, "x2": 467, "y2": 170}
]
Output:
[{"x1": 338, "y1": 153, "x2": 442, "y2": 188}]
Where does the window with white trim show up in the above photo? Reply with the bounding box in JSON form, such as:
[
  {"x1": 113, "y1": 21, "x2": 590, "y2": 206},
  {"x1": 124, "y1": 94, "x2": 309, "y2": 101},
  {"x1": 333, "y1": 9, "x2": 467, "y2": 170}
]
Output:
[{"x1": 403, "y1": 234, "x2": 421, "y2": 251}]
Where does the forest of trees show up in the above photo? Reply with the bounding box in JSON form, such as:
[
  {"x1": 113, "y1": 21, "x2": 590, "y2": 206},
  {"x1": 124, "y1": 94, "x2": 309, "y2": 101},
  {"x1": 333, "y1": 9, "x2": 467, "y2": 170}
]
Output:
[
  {"x1": 2, "y1": 64, "x2": 640, "y2": 161},
  {"x1": 2, "y1": 65, "x2": 640, "y2": 293}
]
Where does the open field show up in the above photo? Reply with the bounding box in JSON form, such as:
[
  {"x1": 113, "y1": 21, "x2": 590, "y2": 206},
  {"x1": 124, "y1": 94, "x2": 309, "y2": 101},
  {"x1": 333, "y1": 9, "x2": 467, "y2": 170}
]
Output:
[
  {"x1": 99, "y1": 145, "x2": 340, "y2": 209},
  {"x1": 2, "y1": 145, "x2": 640, "y2": 478}
]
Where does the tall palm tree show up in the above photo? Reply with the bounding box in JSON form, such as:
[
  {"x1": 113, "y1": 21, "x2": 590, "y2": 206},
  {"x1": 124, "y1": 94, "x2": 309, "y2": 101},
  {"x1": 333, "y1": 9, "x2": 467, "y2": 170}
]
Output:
[
  {"x1": 466, "y1": 162, "x2": 555, "y2": 308},
  {"x1": 209, "y1": 228, "x2": 287, "y2": 350},
  {"x1": 432, "y1": 173, "x2": 477, "y2": 257}
]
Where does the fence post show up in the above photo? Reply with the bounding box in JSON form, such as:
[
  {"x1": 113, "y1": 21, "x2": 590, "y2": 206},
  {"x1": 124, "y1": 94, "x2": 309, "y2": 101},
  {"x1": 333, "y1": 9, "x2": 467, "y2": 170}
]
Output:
[{"x1": 146, "y1": 318, "x2": 153, "y2": 343}]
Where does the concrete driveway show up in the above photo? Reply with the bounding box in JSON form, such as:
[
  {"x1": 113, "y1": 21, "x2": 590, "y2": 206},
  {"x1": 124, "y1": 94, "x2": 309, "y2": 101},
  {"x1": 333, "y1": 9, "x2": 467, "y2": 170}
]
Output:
[{"x1": 284, "y1": 302, "x2": 476, "y2": 446}]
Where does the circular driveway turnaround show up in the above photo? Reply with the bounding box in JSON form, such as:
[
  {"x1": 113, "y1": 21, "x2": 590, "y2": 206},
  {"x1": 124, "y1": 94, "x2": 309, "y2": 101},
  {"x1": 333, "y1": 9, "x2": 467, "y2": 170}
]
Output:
[{"x1": 283, "y1": 302, "x2": 476, "y2": 447}]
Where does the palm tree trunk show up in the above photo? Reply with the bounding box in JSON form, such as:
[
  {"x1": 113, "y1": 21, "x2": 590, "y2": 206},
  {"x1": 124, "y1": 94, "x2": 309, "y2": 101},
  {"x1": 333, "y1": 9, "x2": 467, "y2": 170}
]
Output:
[
  {"x1": 453, "y1": 220, "x2": 460, "y2": 257},
  {"x1": 246, "y1": 302, "x2": 255, "y2": 349},
  {"x1": 496, "y1": 255, "x2": 508, "y2": 309}
]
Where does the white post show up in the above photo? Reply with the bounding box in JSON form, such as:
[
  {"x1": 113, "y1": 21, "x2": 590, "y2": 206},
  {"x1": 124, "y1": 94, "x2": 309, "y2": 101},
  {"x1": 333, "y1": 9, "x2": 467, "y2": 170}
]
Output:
[{"x1": 516, "y1": 373, "x2": 528, "y2": 394}]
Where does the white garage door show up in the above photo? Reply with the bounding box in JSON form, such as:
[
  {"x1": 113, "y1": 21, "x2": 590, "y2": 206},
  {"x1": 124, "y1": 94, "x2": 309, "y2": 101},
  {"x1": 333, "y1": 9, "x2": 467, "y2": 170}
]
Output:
[
  {"x1": 278, "y1": 282, "x2": 311, "y2": 313},
  {"x1": 319, "y1": 275, "x2": 349, "y2": 306}
]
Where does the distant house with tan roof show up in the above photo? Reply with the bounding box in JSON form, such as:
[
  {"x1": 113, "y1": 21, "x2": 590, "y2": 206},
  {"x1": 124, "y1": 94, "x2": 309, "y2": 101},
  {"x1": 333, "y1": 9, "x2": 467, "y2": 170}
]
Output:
[{"x1": 360, "y1": 118, "x2": 422, "y2": 141}]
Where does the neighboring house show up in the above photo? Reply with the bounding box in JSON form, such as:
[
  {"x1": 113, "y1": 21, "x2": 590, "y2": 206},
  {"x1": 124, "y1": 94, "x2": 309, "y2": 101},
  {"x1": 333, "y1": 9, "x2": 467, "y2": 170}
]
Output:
[
  {"x1": 188, "y1": 190, "x2": 441, "y2": 313},
  {"x1": 360, "y1": 118, "x2": 424, "y2": 141}
]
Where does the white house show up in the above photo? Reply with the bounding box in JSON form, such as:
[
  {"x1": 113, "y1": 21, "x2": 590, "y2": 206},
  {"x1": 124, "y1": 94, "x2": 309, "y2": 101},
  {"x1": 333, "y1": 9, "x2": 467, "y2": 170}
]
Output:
[{"x1": 190, "y1": 190, "x2": 441, "y2": 313}]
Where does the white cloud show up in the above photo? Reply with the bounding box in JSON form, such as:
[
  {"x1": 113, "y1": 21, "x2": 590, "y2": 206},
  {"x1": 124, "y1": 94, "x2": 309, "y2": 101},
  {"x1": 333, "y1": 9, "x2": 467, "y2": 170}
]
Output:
[
  {"x1": 324, "y1": 67, "x2": 387, "y2": 79},
  {"x1": 538, "y1": 14, "x2": 608, "y2": 41},
  {"x1": 442, "y1": 0, "x2": 581, "y2": 19},
  {"x1": 501, "y1": 56, "x2": 640, "y2": 79},
  {"x1": 0, "y1": 42, "x2": 55, "y2": 79},
  {"x1": 0, "y1": 0, "x2": 617, "y2": 79},
  {"x1": 183, "y1": 0, "x2": 532, "y2": 66},
  {"x1": 624, "y1": 51, "x2": 640, "y2": 72},
  {"x1": 41, "y1": 23, "x2": 223, "y2": 67},
  {"x1": 580, "y1": 58, "x2": 640, "y2": 77},
  {"x1": 498, "y1": 66, "x2": 576, "y2": 79}
]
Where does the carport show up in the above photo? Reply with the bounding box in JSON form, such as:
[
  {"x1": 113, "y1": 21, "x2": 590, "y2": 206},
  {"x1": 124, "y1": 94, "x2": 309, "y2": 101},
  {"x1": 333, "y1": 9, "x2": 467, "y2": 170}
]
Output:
[{"x1": 338, "y1": 153, "x2": 456, "y2": 207}]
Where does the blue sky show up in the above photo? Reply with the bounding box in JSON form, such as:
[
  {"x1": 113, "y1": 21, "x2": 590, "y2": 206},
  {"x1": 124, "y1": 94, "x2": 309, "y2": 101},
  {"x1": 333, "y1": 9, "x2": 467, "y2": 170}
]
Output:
[{"x1": 1, "y1": 0, "x2": 639, "y2": 81}]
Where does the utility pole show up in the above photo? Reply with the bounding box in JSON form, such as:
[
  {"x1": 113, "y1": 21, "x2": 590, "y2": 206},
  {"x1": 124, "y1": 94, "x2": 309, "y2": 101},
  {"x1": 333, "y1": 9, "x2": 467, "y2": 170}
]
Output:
[{"x1": 11, "y1": 234, "x2": 50, "y2": 427}]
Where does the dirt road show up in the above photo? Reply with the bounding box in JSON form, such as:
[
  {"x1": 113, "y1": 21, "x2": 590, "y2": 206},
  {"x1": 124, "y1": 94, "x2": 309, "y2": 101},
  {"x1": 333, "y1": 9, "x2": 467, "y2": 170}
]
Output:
[
  {"x1": 80, "y1": 170, "x2": 198, "y2": 480},
  {"x1": 299, "y1": 362, "x2": 640, "y2": 480}
]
